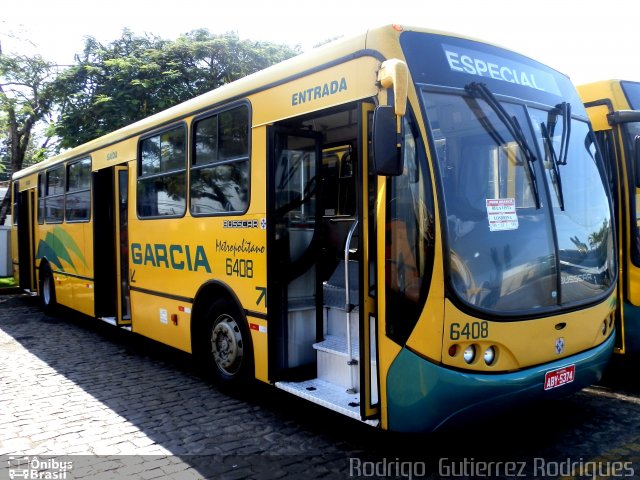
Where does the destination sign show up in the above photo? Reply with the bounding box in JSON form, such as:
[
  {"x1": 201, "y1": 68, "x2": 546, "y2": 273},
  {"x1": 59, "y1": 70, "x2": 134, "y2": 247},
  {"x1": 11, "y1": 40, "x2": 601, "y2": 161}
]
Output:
[{"x1": 442, "y1": 44, "x2": 561, "y2": 96}]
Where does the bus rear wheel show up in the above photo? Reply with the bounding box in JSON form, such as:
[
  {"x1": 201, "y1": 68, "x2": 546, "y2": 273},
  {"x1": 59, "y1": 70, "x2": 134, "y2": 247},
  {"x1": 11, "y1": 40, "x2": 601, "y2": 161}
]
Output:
[
  {"x1": 40, "y1": 265, "x2": 57, "y2": 315},
  {"x1": 203, "y1": 299, "x2": 253, "y2": 387}
]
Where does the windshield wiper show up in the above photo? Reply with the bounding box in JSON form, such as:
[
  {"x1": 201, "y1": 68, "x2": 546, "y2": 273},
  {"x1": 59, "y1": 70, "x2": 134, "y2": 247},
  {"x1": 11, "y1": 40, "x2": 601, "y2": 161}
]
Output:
[
  {"x1": 465, "y1": 82, "x2": 541, "y2": 208},
  {"x1": 546, "y1": 102, "x2": 571, "y2": 165},
  {"x1": 541, "y1": 121, "x2": 565, "y2": 210},
  {"x1": 558, "y1": 102, "x2": 571, "y2": 165},
  {"x1": 540, "y1": 102, "x2": 572, "y2": 210}
]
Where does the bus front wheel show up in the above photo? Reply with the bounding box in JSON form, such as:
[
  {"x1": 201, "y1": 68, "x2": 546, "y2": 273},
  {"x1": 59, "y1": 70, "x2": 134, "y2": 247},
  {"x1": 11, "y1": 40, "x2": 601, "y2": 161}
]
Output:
[{"x1": 203, "y1": 299, "x2": 254, "y2": 387}]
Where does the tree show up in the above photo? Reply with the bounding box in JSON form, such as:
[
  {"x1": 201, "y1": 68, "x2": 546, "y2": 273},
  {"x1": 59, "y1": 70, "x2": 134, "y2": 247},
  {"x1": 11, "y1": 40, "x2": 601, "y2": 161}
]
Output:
[
  {"x1": 0, "y1": 41, "x2": 58, "y2": 223},
  {"x1": 0, "y1": 111, "x2": 50, "y2": 182},
  {"x1": 55, "y1": 29, "x2": 300, "y2": 149},
  {"x1": 0, "y1": 29, "x2": 300, "y2": 224},
  {"x1": 0, "y1": 112, "x2": 8, "y2": 180}
]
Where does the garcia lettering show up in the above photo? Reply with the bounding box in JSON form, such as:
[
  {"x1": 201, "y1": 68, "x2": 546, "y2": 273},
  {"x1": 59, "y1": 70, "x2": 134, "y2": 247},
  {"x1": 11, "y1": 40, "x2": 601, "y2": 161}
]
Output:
[{"x1": 131, "y1": 243, "x2": 211, "y2": 273}]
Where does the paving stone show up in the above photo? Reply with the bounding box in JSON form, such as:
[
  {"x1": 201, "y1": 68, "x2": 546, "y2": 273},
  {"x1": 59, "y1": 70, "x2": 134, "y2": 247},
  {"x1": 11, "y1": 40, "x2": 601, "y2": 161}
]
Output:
[{"x1": 2, "y1": 294, "x2": 640, "y2": 479}]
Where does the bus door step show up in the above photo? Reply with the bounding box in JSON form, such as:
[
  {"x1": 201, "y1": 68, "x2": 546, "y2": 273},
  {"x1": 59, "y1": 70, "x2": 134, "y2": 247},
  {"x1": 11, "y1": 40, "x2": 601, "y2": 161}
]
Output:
[
  {"x1": 98, "y1": 316, "x2": 132, "y2": 331},
  {"x1": 274, "y1": 378, "x2": 378, "y2": 426}
]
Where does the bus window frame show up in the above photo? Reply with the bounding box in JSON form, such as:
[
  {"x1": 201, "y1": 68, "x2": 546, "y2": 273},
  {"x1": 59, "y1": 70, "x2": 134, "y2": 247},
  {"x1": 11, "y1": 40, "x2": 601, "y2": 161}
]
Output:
[
  {"x1": 136, "y1": 121, "x2": 189, "y2": 220},
  {"x1": 44, "y1": 163, "x2": 66, "y2": 224},
  {"x1": 12, "y1": 182, "x2": 19, "y2": 226},
  {"x1": 189, "y1": 101, "x2": 252, "y2": 218},
  {"x1": 64, "y1": 156, "x2": 92, "y2": 223},
  {"x1": 37, "y1": 172, "x2": 45, "y2": 225}
]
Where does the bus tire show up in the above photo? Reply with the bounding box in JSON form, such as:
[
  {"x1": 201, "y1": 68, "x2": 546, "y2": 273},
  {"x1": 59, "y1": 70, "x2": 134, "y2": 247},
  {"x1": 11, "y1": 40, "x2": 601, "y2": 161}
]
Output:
[
  {"x1": 202, "y1": 299, "x2": 254, "y2": 388},
  {"x1": 40, "y1": 264, "x2": 57, "y2": 315}
]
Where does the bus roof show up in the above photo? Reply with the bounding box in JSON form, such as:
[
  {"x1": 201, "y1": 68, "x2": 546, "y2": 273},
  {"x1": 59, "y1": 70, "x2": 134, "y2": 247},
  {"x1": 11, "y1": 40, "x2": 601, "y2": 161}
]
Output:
[
  {"x1": 578, "y1": 79, "x2": 639, "y2": 110},
  {"x1": 12, "y1": 24, "x2": 567, "y2": 180}
]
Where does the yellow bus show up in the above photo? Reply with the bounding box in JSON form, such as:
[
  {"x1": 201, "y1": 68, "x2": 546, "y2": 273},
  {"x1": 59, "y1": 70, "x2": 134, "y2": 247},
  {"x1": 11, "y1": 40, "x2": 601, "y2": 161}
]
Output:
[
  {"x1": 578, "y1": 80, "x2": 640, "y2": 357},
  {"x1": 11, "y1": 25, "x2": 617, "y2": 432}
]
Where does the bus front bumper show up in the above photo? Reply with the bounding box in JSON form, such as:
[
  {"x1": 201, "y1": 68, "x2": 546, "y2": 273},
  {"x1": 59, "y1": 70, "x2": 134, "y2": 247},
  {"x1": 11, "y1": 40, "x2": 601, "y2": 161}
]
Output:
[{"x1": 386, "y1": 332, "x2": 615, "y2": 432}]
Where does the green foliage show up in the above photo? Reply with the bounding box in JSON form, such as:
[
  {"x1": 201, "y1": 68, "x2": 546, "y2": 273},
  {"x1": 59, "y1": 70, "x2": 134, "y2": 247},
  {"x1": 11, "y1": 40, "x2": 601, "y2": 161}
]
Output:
[
  {"x1": 0, "y1": 112, "x2": 7, "y2": 176},
  {"x1": 55, "y1": 29, "x2": 300, "y2": 149},
  {"x1": 0, "y1": 50, "x2": 57, "y2": 124},
  {"x1": 0, "y1": 276, "x2": 17, "y2": 287},
  {"x1": 0, "y1": 45, "x2": 59, "y2": 184}
]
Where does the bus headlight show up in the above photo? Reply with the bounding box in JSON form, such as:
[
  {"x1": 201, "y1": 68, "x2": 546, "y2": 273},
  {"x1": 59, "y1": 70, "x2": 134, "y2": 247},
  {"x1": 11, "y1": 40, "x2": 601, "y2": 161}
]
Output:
[
  {"x1": 463, "y1": 345, "x2": 476, "y2": 364},
  {"x1": 483, "y1": 346, "x2": 496, "y2": 365},
  {"x1": 602, "y1": 320, "x2": 607, "y2": 335}
]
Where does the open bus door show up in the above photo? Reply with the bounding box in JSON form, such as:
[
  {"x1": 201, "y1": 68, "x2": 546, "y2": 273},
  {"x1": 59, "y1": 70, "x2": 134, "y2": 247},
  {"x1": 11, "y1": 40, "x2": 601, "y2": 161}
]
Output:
[
  {"x1": 114, "y1": 166, "x2": 130, "y2": 324},
  {"x1": 94, "y1": 165, "x2": 130, "y2": 326},
  {"x1": 267, "y1": 127, "x2": 323, "y2": 378},
  {"x1": 268, "y1": 104, "x2": 381, "y2": 423},
  {"x1": 16, "y1": 185, "x2": 37, "y2": 291}
]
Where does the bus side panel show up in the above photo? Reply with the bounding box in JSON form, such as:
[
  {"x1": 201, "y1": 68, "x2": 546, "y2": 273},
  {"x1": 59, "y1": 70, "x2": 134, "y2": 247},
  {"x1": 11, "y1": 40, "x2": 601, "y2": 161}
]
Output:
[
  {"x1": 130, "y1": 291, "x2": 192, "y2": 353},
  {"x1": 585, "y1": 104, "x2": 613, "y2": 132},
  {"x1": 248, "y1": 317, "x2": 268, "y2": 383},
  {"x1": 71, "y1": 277, "x2": 95, "y2": 317},
  {"x1": 71, "y1": 221, "x2": 94, "y2": 316},
  {"x1": 37, "y1": 221, "x2": 94, "y2": 315},
  {"x1": 246, "y1": 124, "x2": 268, "y2": 383},
  {"x1": 53, "y1": 272, "x2": 73, "y2": 308}
]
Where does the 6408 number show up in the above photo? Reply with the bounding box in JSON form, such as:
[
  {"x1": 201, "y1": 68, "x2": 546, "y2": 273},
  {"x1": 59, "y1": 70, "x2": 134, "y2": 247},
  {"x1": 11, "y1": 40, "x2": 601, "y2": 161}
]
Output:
[
  {"x1": 449, "y1": 321, "x2": 489, "y2": 340},
  {"x1": 225, "y1": 258, "x2": 254, "y2": 278}
]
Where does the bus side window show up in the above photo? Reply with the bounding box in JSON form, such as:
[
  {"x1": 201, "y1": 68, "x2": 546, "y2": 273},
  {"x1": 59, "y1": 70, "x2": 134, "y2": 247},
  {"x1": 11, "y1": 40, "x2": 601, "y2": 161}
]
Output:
[
  {"x1": 190, "y1": 106, "x2": 250, "y2": 216},
  {"x1": 45, "y1": 165, "x2": 65, "y2": 223},
  {"x1": 385, "y1": 115, "x2": 435, "y2": 345},
  {"x1": 137, "y1": 125, "x2": 187, "y2": 218}
]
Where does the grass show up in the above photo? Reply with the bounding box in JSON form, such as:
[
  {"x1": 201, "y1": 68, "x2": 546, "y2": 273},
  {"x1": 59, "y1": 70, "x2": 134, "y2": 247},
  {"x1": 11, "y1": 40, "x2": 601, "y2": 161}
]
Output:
[{"x1": 0, "y1": 277, "x2": 17, "y2": 289}]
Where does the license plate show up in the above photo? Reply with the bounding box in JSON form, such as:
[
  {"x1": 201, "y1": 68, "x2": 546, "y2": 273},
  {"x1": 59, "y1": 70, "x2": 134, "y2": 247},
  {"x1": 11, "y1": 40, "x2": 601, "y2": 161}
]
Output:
[{"x1": 543, "y1": 364, "x2": 576, "y2": 390}]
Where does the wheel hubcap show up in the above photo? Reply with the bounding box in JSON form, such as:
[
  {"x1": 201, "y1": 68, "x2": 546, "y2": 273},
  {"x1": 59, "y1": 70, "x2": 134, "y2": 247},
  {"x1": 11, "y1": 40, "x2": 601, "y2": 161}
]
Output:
[{"x1": 210, "y1": 314, "x2": 243, "y2": 375}]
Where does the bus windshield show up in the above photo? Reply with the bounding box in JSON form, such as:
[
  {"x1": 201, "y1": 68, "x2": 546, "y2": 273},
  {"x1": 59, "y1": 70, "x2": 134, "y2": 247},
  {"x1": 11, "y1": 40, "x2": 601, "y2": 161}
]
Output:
[
  {"x1": 622, "y1": 81, "x2": 640, "y2": 110},
  {"x1": 622, "y1": 121, "x2": 640, "y2": 261},
  {"x1": 622, "y1": 122, "x2": 640, "y2": 160},
  {"x1": 424, "y1": 88, "x2": 615, "y2": 314}
]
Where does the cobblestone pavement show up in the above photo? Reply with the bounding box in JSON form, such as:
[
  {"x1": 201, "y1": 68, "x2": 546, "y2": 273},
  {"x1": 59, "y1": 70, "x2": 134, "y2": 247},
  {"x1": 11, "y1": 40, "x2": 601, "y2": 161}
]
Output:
[{"x1": 1, "y1": 293, "x2": 640, "y2": 479}]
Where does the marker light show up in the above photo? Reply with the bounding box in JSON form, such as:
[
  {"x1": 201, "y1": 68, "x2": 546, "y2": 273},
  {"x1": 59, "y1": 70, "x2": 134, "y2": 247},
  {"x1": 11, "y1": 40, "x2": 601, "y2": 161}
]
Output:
[
  {"x1": 483, "y1": 346, "x2": 496, "y2": 365},
  {"x1": 448, "y1": 345, "x2": 458, "y2": 357},
  {"x1": 463, "y1": 345, "x2": 476, "y2": 364}
]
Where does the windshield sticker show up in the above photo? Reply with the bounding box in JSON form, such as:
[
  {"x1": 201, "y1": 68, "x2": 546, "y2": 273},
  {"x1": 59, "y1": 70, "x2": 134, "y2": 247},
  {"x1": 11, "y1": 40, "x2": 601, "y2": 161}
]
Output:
[
  {"x1": 486, "y1": 198, "x2": 518, "y2": 231},
  {"x1": 442, "y1": 44, "x2": 561, "y2": 96}
]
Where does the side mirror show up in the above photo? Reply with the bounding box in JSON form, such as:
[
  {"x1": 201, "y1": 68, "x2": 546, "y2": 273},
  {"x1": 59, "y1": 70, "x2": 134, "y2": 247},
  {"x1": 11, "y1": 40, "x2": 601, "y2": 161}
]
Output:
[{"x1": 372, "y1": 105, "x2": 403, "y2": 176}]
